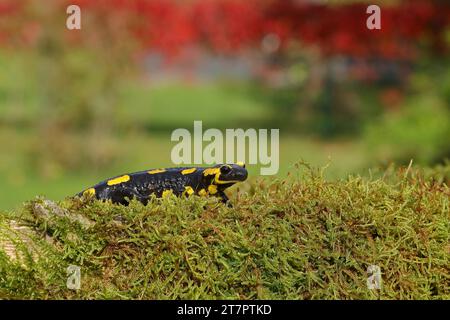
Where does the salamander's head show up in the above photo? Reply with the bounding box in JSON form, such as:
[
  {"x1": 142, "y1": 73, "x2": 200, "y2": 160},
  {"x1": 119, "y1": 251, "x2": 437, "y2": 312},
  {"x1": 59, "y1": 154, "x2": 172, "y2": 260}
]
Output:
[{"x1": 203, "y1": 162, "x2": 248, "y2": 187}]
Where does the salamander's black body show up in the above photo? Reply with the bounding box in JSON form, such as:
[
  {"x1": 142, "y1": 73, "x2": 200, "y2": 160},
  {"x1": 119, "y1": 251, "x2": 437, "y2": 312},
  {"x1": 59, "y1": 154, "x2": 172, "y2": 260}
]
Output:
[{"x1": 76, "y1": 163, "x2": 248, "y2": 206}]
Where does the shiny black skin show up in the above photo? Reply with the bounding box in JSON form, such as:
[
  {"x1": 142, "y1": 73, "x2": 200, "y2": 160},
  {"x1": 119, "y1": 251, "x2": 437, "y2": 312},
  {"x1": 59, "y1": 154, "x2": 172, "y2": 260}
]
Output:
[{"x1": 76, "y1": 163, "x2": 248, "y2": 206}]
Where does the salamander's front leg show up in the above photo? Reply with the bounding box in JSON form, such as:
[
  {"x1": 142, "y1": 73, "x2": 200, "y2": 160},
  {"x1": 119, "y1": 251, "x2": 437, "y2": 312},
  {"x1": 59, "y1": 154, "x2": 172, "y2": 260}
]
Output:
[
  {"x1": 109, "y1": 188, "x2": 148, "y2": 206},
  {"x1": 218, "y1": 191, "x2": 232, "y2": 207}
]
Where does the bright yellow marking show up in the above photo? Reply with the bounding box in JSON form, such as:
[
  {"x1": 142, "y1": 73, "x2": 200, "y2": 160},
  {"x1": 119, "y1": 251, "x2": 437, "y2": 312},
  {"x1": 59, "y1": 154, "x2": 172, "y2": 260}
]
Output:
[
  {"x1": 203, "y1": 166, "x2": 237, "y2": 184},
  {"x1": 198, "y1": 189, "x2": 207, "y2": 196},
  {"x1": 203, "y1": 168, "x2": 220, "y2": 176},
  {"x1": 83, "y1": 188, "x2": 96, "y2": 196},
  {"x1": 208, "y1": 185, "x2": 218, "y2": 195},
  {"x1": 184, "y1": 186, "x2": 194, "y2": 196},
  {"x1": 148, "y1": 169, "x2": 166, "y2": 174},
  {"x1": 203, "y1": 166, "x2": 243, "y2": 185},
  {"x1": 181, "y1": 168, "x2": 197, "y2": 175},
  {"x1": 215, "y1": 177, "x2": 241, "y2": 184},
  {"x1": 107, "y1": 175, "x2": 130, "y2": 186},
  {"x1": 162, "y1": 189, "x2": 173, "y2": 197},
  {"x1": 236, "y1": 162, "x2": 245, "y2": 167}
]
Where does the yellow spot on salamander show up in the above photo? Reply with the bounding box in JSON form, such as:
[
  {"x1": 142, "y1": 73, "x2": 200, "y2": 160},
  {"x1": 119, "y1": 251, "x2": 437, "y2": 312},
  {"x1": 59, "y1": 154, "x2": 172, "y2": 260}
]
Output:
[
  {"x1": 181, "y1": 168, "x2": 196, "y2": 175},
  {"x1": 184, "y1": 186, "x2": 194, "y2": 196},
  {"x1": 162, "y1": 189, "x2": 173, "y2": 197},
  {"x1": 203, "y1": 168, "x2": 220, "y2": 176},
  {"x1": 198, "y1": 189, "x2": 207, "y2": 196},
  {"x1": 107, "y1": 175, "x2": 130, "y2": 186},
  {"x1": 215, "y1": 177, "x2": 241, "y2": 184},
  {"x1": 208, "y1": 185, "x2": 218, "y2": 195},
  {"x1": 148, "y1": 169, "x2": 166, "y2": 174},
  {"x1": 83, "y1": 188, "x2": 96, "y2": 196},
  {"x1": 236, "y1": 161, "x2": 245, "y2": 167}
]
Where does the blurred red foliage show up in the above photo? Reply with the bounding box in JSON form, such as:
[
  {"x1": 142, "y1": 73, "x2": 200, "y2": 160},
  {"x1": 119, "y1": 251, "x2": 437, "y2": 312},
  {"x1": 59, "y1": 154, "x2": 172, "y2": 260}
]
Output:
[{"x1": 0, "y1": 0, "x2": 449, "y2": 58}]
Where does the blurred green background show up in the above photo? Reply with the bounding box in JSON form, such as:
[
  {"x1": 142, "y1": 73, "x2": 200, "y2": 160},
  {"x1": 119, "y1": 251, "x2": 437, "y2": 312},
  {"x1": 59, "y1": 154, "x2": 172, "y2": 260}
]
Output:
[{"x1": 0, "y1": 0, "x2": 449, "y2": 210}]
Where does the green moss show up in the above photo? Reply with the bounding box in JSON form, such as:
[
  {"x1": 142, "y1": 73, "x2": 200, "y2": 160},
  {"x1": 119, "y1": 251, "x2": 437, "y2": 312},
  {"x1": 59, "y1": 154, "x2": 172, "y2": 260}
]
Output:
[{"x1": 0, "y1": 164, "x2": 449, "y2": 299}]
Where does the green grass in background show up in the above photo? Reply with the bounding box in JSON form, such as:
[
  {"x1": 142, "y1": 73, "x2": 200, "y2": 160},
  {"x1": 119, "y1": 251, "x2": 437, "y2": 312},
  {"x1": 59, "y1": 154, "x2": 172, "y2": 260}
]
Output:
[{"x1": 117, "y1": 82, "x2": 275, "y2": 130}]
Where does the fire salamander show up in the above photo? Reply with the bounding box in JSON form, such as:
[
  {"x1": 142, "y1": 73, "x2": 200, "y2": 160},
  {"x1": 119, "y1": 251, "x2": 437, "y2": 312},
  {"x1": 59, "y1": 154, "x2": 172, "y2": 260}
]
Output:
[{"x1": 76, "y1": 162, "x2": 248, "y2": 206}]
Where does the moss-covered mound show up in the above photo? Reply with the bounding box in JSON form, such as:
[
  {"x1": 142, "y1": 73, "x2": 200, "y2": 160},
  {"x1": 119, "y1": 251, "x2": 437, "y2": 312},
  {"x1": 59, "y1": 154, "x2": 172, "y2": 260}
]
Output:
[{"x1": 0, "y1": 165, "x2": 449, "y2": 299}]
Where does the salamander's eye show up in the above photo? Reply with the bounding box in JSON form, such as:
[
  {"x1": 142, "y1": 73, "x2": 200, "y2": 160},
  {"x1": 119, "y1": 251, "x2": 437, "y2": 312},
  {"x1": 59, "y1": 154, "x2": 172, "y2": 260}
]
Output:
[{"x1": 220, "y1": 165, "x2": 231, "y2": 174}]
